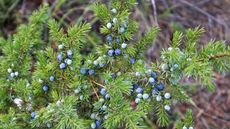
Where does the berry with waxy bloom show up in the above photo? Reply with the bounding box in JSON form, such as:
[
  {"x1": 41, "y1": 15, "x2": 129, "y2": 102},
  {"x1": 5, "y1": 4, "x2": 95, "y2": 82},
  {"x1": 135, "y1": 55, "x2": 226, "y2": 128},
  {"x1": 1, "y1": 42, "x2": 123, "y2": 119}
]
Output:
[
  {"x1": 57, "y1": 53, "x2": 62, "y2": 62},
  {"x1": 149, "y1": 77, "x2": 155, "y2": 84},
  {"x1": 130, "y1": 58, "x2": 136, "y2": 64},
  {"x1": 42, "y1": 85, "x2": 49, "y2": 92},
  {"x1": 106, "y1": 35, "x2": 113, "y2": 42},
  {"x1": 59, "y1": 63, "x2": 66, "y2": 69},
  {"x1": 31, "y1": 112, "x2": 36, "y2": 119},
  {"x1": 115, "y1": 49, "x2": 121, "y2": 55},
  {"x1": 49, "y1": 76, "x2": 55, "y2": 82},
  {"x1": 80, "y1": 68, "x2": 87, "y2": 75},
  {"x1": 88, "y1": 69, "x2": 95, "y2": 75},
  {"x1": 156, "y1": 83, "x2": 165, "y2": 91},
  {"x1": 100, "y1": 88, "x2": 106, "y2": 96},
  {"x1": 108, "y1": 49, "x2": 114, "y2": 56},
  {"x1": 136, "y1": 87, "x2": 143, "y2": 93},
  {"x1": 152, "y1": 88, "x2": 159, "y2": 95}
]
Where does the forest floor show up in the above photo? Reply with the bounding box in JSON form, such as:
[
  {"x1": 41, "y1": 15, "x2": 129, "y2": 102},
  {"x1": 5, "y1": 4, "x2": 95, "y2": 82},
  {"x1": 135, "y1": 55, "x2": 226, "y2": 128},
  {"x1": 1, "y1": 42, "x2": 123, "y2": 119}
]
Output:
[{"x1": 0, "y1": 0, "x2": 230, "y2": 128}]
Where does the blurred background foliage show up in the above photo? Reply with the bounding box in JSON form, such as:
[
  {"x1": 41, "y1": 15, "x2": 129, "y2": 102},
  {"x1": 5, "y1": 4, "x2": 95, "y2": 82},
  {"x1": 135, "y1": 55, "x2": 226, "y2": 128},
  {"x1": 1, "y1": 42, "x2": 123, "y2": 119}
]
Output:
[{"x1": 0, "y1": 0, "x2": 229, "y2": 128}]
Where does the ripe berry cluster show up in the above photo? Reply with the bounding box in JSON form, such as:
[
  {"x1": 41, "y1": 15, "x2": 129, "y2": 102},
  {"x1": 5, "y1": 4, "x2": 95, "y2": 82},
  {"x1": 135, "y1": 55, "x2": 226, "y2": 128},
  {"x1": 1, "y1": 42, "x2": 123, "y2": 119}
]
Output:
[
  {"x1": 90, "y1": 88, "x2": 110, "y2": 129},
  {"x1": 57, "y1": 44, "x2": 73, "y2": 70},
  {"x1": 7, "y1": 64, "x2": 19, "y2": 80},
  {"x1": 131, "y1": 69, "x2": 172, "y2": 111},
  {"x1": 105, "y1": 8, "x2": 128, "y2": 58}
]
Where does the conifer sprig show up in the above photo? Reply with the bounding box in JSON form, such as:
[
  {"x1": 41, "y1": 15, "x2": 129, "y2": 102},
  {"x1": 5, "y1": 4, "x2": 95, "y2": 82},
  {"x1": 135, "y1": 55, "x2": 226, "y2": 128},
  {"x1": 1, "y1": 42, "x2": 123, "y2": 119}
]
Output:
[{"x1": 0, "y1": 1, "x2": 229, "y2": 129}]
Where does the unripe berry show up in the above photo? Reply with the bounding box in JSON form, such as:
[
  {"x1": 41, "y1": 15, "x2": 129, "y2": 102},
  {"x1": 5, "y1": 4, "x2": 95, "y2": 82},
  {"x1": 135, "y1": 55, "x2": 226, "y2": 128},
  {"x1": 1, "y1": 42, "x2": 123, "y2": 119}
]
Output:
[
  {"x1": 121, "y1": 43, "x2": 127, "y2": 48},
  {"x1": 90, "y1": 113, "x2": 96, "y2": 119},
  {"x1": 91, "y1": 123, "x2": 96, "y2": 129},
  {"x1": 14, "y1": 71, "x2": 19, "y2": 76},
  {"x1": 182, "y1": 126, "x2": 187, "y2": 129},
  {"x1": 66, "y1": 59, "x2": 72, "y2": 65},
  {"x1": 117, "y1": 72, "x2": 121, "y2": 76},
  {"x1": 67, "y1": 50, "x2": 73, "y2": 56},
  {"x1": 142, "y1": 93, "x2": 149, "y2": 100},
  {"x1": 99, "y1": 98, "x2": 105, "y2": 102},
  {"x1": 93, "y1": 60, "x2": 98, "y2": 66},
  {"x1": 102, "y1": 105, "x2": 107, "y2": 110},
  {"x1": 161, "y1": 63, "x2": 168, "y2": 71},
  {"x1": 174, "y1": 64, "x2": 179, "y2": 68},
  {"x1": 164, "y1": 105, "x2": 170, "y2": 111},
  {"x1": 135, "y1": 72, "x2": 140, "y2": 77},
  {"x1": 156, "y1": 95, "x2": 162, "y2": 101},
  {"x1": 106, "y1": 22, "x2": 112, "y2": 29},
  {"x1": 80, "y1": 95, "x2": 84, "y2": 100},
  {"x1": 119, "y1": 27, "x2": 125, "y2": 33},
  {"x1": 164, "y1": 92, "x2": 171, "y2": 99},
  {"x1": 168, "y1": 47, "x2": 173, "y2": 51},
  {"x1": 112, "y1": 18, "x2": 118, "y2": 24},
  {"x1": 111, "y1": 8, "x2": 117, "y2": 14},
  {"x1": 7, "y1": 68, "x2": 12, "y2": 73},
  {"x1": 58, "y1": 44, "x2": 64, "y2": 49},
  {"x1": 74, "y1": 88, "x2": 81, "y2": 94},
  {"x1": 99, "y1": 63, "x2": 105, "y2": 68},
  {"x1": 38, "y1": 79, "x2": 43, "y2": 83},
  {"x1": 137, "y1": 93, "x2": 142, "y2": 98},
  {"x1": 135, "y1": 98, "x2": 141, "y2": 103}
]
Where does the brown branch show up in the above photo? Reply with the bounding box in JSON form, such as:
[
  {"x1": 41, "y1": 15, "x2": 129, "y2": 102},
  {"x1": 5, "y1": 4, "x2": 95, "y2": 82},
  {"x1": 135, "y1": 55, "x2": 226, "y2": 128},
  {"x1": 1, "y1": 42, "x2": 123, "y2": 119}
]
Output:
[
  {"x1": 207, "y1": 53, "x2": 230, "y2": 60},
  {"x1": 91, "y1": 80, "x2": 105, "y2": 88},
  {"x1": 198, "y1": 53, "x2": 230, "y2": 62},
  {"x1": 92, "y1": 86, "x2": 99, "y2": 100}
]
